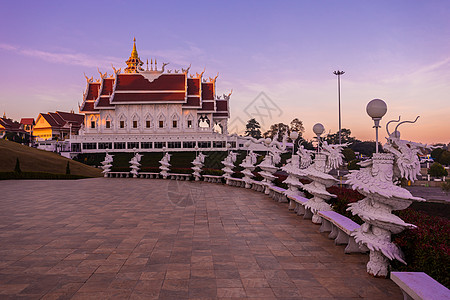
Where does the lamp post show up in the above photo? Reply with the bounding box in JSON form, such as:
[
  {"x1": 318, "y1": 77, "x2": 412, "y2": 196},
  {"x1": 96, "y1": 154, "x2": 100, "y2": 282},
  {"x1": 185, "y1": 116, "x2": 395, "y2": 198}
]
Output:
[
  {"x1": 333, "y1": 70, "x2": 345, "y2": 144},
  {"x1": 312, "y1": 123, "x2": 325, "y2": 154},
  {"x1": 289, "y1": 131, "x2": 299, "y2": 155},
  {"x1": 366, "y1": 99, "x2": 387, "y2": 153}
]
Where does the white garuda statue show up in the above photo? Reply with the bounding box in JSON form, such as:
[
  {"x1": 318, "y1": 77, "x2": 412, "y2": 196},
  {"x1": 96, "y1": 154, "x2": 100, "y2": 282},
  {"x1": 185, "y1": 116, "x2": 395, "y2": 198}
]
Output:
[
  {"x1": 297, "y1": 144, "x2": 314, "y2": 169},
  {"x1": 346, "y1": 116, "x2": 426, "y2": 277},
  {"x1": 321, "y1": 141, "x2": 349, "y2": 171},
  {"x1": 383, "y1": 116, "x2": 429, "y2": 182}
]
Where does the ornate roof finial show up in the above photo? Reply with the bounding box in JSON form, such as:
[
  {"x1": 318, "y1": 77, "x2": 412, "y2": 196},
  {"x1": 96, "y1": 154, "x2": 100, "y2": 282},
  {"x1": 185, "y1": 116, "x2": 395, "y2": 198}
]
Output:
[
  {"x1": 146, "y1": 59, "x2": 149, "y2": 71},
  {"x1": 151, "y1": 58, "x2": 153, "y2": 71},
  {"x1": 2, "y1": 111, "x2": 5, "y2": 119},
  {"x1": 131, "y1": 37, "x2": 138, "y2": 59},
  {"x1": 155, "y1": 59, "x2": 157, "y2": 71},
  {"x1": 125, "y1": 37, "x2": 144, "y2": 73}
]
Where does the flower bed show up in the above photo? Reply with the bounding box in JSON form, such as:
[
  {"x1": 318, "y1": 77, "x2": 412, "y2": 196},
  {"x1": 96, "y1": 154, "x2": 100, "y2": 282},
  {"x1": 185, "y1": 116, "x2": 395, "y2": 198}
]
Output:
[{"x1": 392, "y1": 209, "x2": 450, "y2": 288}]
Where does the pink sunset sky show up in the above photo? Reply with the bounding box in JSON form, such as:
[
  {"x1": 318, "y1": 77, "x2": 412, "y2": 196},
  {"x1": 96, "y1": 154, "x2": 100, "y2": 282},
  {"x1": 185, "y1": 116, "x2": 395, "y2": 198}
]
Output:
[{"x1": 0, "y1": 1, "x2": 449, "y2": 144}]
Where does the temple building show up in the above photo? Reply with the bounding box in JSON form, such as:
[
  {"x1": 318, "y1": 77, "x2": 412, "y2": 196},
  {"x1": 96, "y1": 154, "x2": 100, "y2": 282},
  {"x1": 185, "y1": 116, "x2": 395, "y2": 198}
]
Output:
[{"x1": 68, "y1": 38, "x2": 234, "y2": 154}]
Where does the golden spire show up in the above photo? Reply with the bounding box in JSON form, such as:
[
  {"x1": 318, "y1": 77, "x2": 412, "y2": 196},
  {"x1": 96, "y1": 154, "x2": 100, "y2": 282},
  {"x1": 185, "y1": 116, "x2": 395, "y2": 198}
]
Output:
[
  {"x1": 131, "y1": 37, "x2": 138, "y2": 59},
  {"x1": 125, "y1": 37, "x2": 144, "y2": 73}
]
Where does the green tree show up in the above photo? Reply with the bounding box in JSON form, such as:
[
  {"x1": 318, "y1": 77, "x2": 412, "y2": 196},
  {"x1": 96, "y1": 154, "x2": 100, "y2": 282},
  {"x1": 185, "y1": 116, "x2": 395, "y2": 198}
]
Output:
[
  {"x1": 347, "y1": 159, "x2": 360, "y2": 170},
  {"x1": 14, "y1": 158, "x2": 21, "y2": 173},
  {"x1": 244, "y1": 118, "x2": 262, "y2": 139},
  {"x1": 431, "y1": 147, "x2": 444, "y2": 161},
  {"x1": 263, "y1": 122, "x2": 289, "y2": 142},
  {"x1": 342, "y1": 148, "x2": 356, "y2": 162},
  {"x1": 351, "y1": 141, "x2": 377, "y2": 157},
  {"x1": 428, "y1": 162, "x2": 448, "y2": 178},
  {"x1": 325, "y1": 128, "x2": 359, "y2": 145},
  {"x1": 437, "y1": 150, "x2": 450, "y2": 166},
  {"x1": 289, "y1": 118, "x2": 305, "y2": 138}
]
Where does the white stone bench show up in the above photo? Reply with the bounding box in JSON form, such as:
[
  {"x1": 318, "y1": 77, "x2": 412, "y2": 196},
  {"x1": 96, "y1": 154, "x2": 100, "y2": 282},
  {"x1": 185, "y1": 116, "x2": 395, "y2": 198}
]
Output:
[
  {"x1": 287, "y1": 194, "x2": 312, "y2": 218},
  {"x1": 226, "y1": 177, "x2": 245, "y2": 187},
  {"x1": 107, "y1": 172, "x2": 130, "y2": 178},
  {"x1": 168, "y1": 173, "x2": 191, "y2": 181},
  {"x1": 318, "y1": 211, "x2": 367, "y2": 254},
  {"x1": 251, "y1": 181, "x2": 266, "y2": 193},
  {"x1": 391, "y1": 272, "x2": 450, "y2": 300},
  {"x1": 203, "y1": 175, "x2": 223, "y2": 183},
  {"x1": 138, "y1": 172, "x2": 160, "y2": 179},
  {"x1": 268, "y1": 186, "x2": 288, "y2": 202}
]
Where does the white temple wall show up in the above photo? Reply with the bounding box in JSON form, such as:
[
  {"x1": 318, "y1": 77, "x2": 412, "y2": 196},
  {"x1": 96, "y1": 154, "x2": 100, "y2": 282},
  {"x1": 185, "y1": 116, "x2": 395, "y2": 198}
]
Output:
[{"x1": 81, "y1": 104, "x2": 219, "y2": 136}]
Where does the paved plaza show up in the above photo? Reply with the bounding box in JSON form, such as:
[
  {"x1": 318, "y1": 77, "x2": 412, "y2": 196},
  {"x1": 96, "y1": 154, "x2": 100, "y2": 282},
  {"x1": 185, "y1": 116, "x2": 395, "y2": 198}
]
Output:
[{"x1": 0, "y1": 178, "x2": 402, "y2": 299}]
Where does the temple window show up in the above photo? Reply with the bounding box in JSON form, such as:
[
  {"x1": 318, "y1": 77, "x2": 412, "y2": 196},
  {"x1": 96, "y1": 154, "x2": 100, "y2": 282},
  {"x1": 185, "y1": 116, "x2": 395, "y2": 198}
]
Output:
[
  {"x1": 173, "y1": 120, "x2": 177, "y2": 128},
  {"x1": 168, "y1": 141, "x2": 181, "y2": 148},
  {"x1": 133, "y1": 120, "x2": 138, "y2": 128},
  {"x1": 120, "y1": 121, "x2": 125, "y2": 128},
  {"x1": 183, "y1": 141, "x2": 196, "y2": 148},
  {"x1": 154, "y1": 142, "x2": 166, "y2": 148},
  {"x1": 146, "y1": 120, "x2": 151, "y2": 128},
  {"x1": 106, "y1": 121, "x2": 111, "y2": 128},
  {"x1": 187, "y1": 120, "x2": 192, "y2": 128},
  {"x1": 141, "y1": 142, "x2": 152, "y2": 149},
  {"x1": 198, "y1": 141, "x2": 211, "y2": 148},
  {"x1": 159, "y1": 120, "x2": 164, "y2": 128},
  {"x1": 91, "y1": 121, "x2": 95, "y2": 129},
  {"x1": 127, "y1": 142, "x2": 139, "y2": 149}
]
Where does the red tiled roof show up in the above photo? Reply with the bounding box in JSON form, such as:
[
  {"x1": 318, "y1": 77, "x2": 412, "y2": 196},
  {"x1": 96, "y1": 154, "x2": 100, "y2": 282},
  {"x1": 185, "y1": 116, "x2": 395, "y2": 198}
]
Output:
[
  {"x1": 115, "y1": 74, "x2": 186, "y2": 91},
  {"x1": 20, "y1": 118, "x2": 35, "y2": 125},
  {"x1": 80, "y1": 102, "x2": 97, "y2": 112},
  {"x1": 183, "y1": 97, "x2": 201, "y2": 107},
  {"x1": 213, "y1": 112, "x2": 229, "y2": 117},
  {"x1": 86, "y1": 82, "x2": 100, "y2": 100},
  {"x1": 0, "y1": 118, "x2": 24, "y2": 132},
  {"x1": 96, "y1": 97, "x2": 114, "y2": 108},
  {"x1": 201, "y1": 82, "x2": 214, "y2": 100},
  {"x1": 200, "y1": 101, "x2": 215, "y2": 111},
  {"x1": 216, "y1": 100, "x2": 228, "y2": 112},
  {"x1": 100, "y1": 78, "x2": 115, "y2": 96},
  {"x1": 41, "y1": 113, "x2": 62, "y2": 127},
  {"x1": 112, "y1": 92, "x2": 185, "y2": 103},
  {"x1": 49, "y1": 112, "x2": 66, "y2": 125},
  {"x1": 187, "y1": 78, "x2": 200, "y2": 95},
  {"x1": 56, "y1": 111, "x2": 84, "y2": 124}
]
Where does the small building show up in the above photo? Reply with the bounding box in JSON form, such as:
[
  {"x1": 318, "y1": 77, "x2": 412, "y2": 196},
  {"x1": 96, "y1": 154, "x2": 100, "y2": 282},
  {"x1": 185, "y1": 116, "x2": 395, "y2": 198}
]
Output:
[
  {"x1": 0, "y1": 114, "x2": 29, "y2": 142},
  {"x1": 34, "y1": 111, "x2": 84, "y2": 141},
  {"x1": 20, "y1": 118, "x2": 35, "y2": 135}
]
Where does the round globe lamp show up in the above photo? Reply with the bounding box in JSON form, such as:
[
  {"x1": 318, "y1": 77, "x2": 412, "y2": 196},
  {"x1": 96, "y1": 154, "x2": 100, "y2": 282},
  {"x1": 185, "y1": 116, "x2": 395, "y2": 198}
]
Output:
[{"x1": 366, "y1": 99, "x2": 387, "y2": 153}]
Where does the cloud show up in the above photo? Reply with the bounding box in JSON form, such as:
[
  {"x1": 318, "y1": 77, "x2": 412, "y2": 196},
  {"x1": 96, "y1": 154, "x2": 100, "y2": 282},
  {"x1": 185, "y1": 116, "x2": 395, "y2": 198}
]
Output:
[{"x1": 0, "y1": 43, "x2": 122, "y2": 68}]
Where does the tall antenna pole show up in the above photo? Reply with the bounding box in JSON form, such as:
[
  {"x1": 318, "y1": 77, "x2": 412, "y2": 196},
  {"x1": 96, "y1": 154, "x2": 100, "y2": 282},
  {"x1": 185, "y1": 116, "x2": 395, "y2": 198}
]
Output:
[{"x1": 333, "y1": 70, "x2": 345, "y2": 144}]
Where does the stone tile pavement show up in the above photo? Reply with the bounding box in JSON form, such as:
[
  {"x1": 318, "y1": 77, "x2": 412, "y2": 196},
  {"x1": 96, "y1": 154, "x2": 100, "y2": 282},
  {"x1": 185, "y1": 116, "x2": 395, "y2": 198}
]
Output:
[{"x1": 0, "y1": 178, "x2": 403, "y2": 299}]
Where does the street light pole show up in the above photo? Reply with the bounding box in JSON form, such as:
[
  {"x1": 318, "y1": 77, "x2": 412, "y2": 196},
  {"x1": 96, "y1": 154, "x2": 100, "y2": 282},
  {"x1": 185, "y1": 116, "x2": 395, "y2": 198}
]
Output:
[{"x1": 333, "y1": 70, "x2": 345, "y2": 145}]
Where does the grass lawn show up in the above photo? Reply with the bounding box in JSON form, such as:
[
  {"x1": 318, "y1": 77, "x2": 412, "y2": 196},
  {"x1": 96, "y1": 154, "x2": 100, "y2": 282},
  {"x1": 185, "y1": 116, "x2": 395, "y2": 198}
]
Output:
[{"x1": 0, "y1": 139, "x2": 102, "y2": 178}]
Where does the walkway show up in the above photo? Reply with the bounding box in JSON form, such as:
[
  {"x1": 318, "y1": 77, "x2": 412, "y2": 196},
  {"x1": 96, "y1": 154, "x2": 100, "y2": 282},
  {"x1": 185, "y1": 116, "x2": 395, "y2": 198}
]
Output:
[{"x1": 0, "y1": 178, "x2": 402, "y2": 299}]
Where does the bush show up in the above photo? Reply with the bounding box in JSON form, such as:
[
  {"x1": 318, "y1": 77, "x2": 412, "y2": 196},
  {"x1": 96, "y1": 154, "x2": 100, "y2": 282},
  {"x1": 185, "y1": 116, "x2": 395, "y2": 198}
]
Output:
[
  {"x1": 342, "y1": 148, "x2": 356, "y2": 162},
  {"x1": 428, "y1": 162, "x2": 448, "y2": 177},
  {"x1": 347, "y1": 159, "x2": 360, "y2": 170},
  {"x1": 327, "y1": 186, "x2": 364, "y2": 224},
  {"x1": 202, "y1": 168, "x2": 224, "y2": 176},
  {"x1": 14, "y1": 158, "x2": 21, "y2": 173},
  {"x1": 442, "y1": 180, "x2": 450, "y2": 195},
  {"x1": 392, "y1": 209, "x2": 450, "y2": 288}
]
